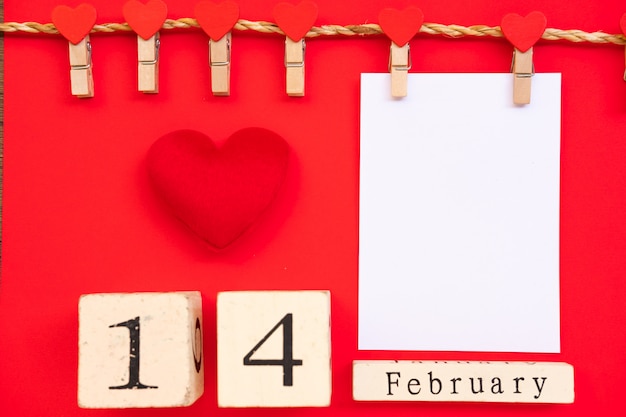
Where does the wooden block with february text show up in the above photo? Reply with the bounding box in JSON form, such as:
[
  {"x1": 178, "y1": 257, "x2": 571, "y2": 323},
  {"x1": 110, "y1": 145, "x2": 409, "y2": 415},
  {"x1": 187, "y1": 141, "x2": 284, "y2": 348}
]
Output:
[
  {"x1": 217, "y1": 291, "x2": 331, "y2": 407},
  {"x1": 353, "y1": 361, "x2": 574, "y2": 403},
  {"x1": 78, "y1": 292, "x2": 204, "y2": 408}
]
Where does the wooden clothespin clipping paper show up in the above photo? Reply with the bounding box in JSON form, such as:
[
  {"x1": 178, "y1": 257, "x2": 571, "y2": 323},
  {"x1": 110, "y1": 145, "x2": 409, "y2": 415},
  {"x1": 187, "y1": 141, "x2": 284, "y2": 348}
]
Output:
[
  {"x1": 619, "y1": 13, "x2": 626, "y2": 81},
  {"x1": 273, "y1": 1, "x2": 319, "y2": 97},
  {"x1": 51, "y1": 4, "x2": 97, "y2": 98},
  {"x1": 123, "y1": 0, "x2": 168, "y2": 93},
  {"x1": 195, "y1": 1, "x2": 240, "y2": 96},
  {"x1": 378, "y1": 7, "x2": 424, "y2": 98},
  {"x1": 501, "y1": 12, "x2": 547, "y2": 105}
]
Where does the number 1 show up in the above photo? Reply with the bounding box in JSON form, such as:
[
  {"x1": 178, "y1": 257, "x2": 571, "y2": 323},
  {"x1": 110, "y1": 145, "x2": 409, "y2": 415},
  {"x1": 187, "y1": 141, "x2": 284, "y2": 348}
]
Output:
[{"x1": 109, "y1": 316, "x2": 158, "y2": 390}]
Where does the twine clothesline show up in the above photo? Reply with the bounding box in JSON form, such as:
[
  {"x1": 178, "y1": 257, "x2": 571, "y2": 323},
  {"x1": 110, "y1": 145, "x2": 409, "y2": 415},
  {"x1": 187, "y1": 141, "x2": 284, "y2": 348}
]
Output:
[{"x1": 0, "y1": 18, "x2": 625, "y2": 45}]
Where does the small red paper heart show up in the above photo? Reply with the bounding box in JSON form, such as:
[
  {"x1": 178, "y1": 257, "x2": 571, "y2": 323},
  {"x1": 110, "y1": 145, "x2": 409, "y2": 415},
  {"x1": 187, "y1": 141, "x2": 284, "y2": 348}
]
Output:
[
  {"x1": 273, "y1": 1, "x2": 318, "y2": 42},
  {"x1": 147, "y1": 128, "x2": 290, "y2": 250},
  {"x1": 620, "y1": 13, "x2": 626, "y2": 35},
  {"x1": 51, "y1": 4, "x2": 97, "y2": 45},
  {"x1": 500, "y1": 11, "x2": 547, "y2": 52},
  {"x1": 378, "y1": 6, "x2": 424, "y2": 47},
  {"x1": 194, "y1": 0, "x2": 240, "y2": 41},
  {"x1": 122, "y1": 0, "x2": 168, "y2": 40}
]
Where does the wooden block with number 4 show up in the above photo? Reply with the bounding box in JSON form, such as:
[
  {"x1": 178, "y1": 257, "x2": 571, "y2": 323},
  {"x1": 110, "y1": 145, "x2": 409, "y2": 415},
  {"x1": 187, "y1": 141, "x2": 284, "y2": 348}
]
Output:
[
  {"x1": 217, "y1": 290, "x2": 331, "y2": 407},
  {"x1": 78, "y1": 292, "x2": 204, "y2": 408}
]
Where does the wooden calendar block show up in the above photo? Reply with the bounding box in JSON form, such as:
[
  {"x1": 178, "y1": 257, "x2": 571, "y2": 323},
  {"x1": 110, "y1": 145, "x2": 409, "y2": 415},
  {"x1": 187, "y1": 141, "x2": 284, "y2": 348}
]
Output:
[
  {"x1": 217, "y1": 291, "x2": 331, "y2": 407},
  {"x1": 78, "y1": 292, "x2": 204, "y2": 408},
  {"x1": 353, "y1": 361, "x2": 574, "y2": 403}
]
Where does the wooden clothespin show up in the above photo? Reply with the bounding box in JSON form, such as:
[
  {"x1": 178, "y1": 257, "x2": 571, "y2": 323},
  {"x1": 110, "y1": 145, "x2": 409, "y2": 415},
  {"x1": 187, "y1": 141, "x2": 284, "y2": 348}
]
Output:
[
  {"x1": 273, "y1": 1, "x2": 318, "y2": 97},
  {"x1": 51, "y1": 4, "x2": 98, "y2": 98},
  {"x1": 284, "y1": 38, "x2": 306, "y2": 96},
  {"x1": 137, "y1": 34, "x2": 160, "y2": 93},
  {"x1": 511, "y1": 48, "x2": 533, "y2": 104},
  {"x1": 378, "y1": 7, "x2": 424, "y2": 98},
  {"x1": 389, "y1": 43, "x2": 410, "y2": 98},
  {"x1": 195, "y1": 1, "x2": 240, "y2": 96},
  {"x1": 619, "y1": 13, "x2": 626, "y2": 81},
  {"x1": 210, "y1": 33, "x2": 232, "y2": 96},
  {"x1": 500, "y1": 12, "x2": 547, "y2": 105},
  {"x1": 123, "y1": 0, "x2": 168, "y2": 93},
  {"x1": 68, "y1": 37, "x2": 94, "y2": 98}
]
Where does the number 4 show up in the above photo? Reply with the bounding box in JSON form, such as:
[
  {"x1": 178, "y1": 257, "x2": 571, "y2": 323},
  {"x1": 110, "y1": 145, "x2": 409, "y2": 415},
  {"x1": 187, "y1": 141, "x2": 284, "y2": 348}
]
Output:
[{"x1": 243, "y1": 313, "x2": 303, "y2": 386}]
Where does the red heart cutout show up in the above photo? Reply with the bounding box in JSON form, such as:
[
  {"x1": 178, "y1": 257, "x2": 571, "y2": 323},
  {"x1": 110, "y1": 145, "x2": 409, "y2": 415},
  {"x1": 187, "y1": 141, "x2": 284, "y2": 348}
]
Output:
[
  {"x1": 122, "y1": 0, "x2": 168, "y2": 40},
  {"x1": 147, "y1": 129, "x2": 290, "y2": 250},
  {"x1": 194, "y1": 0, "x2": 240, "y2": 41},
  {"x1": 620, "y1": 13, "x2": 626, "y2": 35},
  {"x1": 378, "y1": 7, "x2": 424, "y2": 47},
  {"x1": 273, "y1": 1, "x2": 318, "y2": 41},
  {"x1": 51, "y1": 4, "x2": 97, "y2": 45},
  {"x1": 500, "y1": 12, "x2": 547, "y2": 52}
]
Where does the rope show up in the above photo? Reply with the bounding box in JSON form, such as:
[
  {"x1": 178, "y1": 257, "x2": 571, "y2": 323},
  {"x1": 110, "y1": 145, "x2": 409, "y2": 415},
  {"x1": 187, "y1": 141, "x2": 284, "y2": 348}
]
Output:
[{"x1": 0, "y1": 18, "x2": 625, "y2": 45}]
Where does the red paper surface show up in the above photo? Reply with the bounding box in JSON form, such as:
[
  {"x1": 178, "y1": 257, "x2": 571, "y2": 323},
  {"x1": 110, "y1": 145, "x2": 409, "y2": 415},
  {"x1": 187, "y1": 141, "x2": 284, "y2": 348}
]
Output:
[{"x1": 1, "y1": 0, "x2": 626, "y2": 415}]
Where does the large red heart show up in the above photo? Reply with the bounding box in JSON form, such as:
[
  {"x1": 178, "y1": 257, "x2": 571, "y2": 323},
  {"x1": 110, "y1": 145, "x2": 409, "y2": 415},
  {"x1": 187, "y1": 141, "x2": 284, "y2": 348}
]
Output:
[
  {"x1": 147, "y1": 129, "x2": 290, "y2": 250},
  {"x1": 122, "y1": 0, "x2": 168, "y2": 40},
  {"x1": 378, "y1": 6, "x2": 424, "y2": 47},
  {"x1": 273, "y1": 1, "x2": 318, "y2": 41},
  {"x1": 51, "y1": 4, "x2": 97, "y2": 45},
  {"x1": 620, "y1": 13, "x2": 626, "y2": 36},
  {"x1": 500, "y1": 11, "x2": 547, "y2": 52},
  {"x1": 194, "y1": 0, "x2": 240, "y2": 41}
]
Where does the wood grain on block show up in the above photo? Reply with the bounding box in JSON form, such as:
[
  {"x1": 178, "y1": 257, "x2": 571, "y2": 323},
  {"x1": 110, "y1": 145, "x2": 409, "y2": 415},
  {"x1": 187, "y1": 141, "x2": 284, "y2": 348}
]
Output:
[
  {"x1": 353, "y1": 361, "x2": 574, "y2": 403},
  {"x1": 78, "y1": 292, "x2": 204, "y2": 408},
  {"x1": 217, "y1": 291, "x2": 331, "y2": 407}
]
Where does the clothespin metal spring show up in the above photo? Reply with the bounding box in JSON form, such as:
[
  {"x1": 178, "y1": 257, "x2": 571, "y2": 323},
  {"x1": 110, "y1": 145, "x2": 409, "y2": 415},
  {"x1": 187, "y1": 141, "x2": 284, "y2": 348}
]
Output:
[
  {"x1": 209, "y1": 36, "x2": 230, "y2": 68},
  {"x1": 510, "y1": 50, "x2": 535, "y2": 78},
  {"x1": 285, "y1": 39, "x2": 306, "y2": 68},
  {"x1": 71, "y1": 40, "x2": 92, "y2": 71},
  {"x1": 388, "y1": 43, "x2": 412, "y2": 72},
  {"x1": 139, "y1": 37, "x2": 160, "y2": 66}
]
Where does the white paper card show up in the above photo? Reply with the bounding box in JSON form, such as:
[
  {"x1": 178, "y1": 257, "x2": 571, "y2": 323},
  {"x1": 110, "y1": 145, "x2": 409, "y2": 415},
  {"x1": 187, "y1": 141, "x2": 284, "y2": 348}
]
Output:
[{"x1": 359, "y1": 73, "x2": 561, "y2": 353}]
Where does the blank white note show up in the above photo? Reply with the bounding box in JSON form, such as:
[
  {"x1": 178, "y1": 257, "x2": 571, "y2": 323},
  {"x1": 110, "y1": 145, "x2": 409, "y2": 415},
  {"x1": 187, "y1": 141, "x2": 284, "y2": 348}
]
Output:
[{"x1": 358, "y1": 73, "x2": 561, "y2": 353}]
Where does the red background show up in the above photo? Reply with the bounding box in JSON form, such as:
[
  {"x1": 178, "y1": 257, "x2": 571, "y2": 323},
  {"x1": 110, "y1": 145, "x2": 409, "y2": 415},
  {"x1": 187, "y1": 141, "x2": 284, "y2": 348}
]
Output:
[{"x1": 2, "y1": 0, "x2": 626, "y2": 415}]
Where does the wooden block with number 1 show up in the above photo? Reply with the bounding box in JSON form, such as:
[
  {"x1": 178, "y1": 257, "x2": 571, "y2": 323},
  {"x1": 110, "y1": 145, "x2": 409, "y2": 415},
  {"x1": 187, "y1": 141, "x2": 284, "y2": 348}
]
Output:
[
  {"x1": 217, "y1": 290, "x2": 331, "y2": 407},
  {"x1": 78, "y1": 292, "x2": 204, "y2": 408}
]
